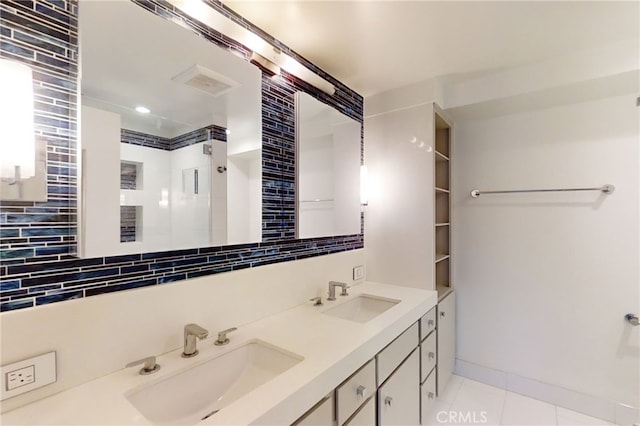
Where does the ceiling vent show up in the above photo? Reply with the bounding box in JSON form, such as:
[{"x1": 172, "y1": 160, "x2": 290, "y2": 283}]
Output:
[{"x1": 171, "y1": 64, "x2": 240, "y2": 97}]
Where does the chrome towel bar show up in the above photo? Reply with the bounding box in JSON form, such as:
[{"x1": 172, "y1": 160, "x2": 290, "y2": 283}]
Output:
[{"x1": 470, "y1": 184, "x2": 615, "y2": 198}]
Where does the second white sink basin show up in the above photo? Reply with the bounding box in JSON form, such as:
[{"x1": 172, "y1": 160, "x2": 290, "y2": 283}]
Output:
[
  {"x1": 323, "y1": 294, "x2": 400, "y2": 323},
  {"x1": 125, "y1": 340, "x2": 303, "y2": 425}
]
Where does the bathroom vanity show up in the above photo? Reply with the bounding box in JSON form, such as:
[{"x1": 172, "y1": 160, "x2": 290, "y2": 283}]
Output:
[{"x1": 1, "y1": 282, "x2": 440, "y2": 425}]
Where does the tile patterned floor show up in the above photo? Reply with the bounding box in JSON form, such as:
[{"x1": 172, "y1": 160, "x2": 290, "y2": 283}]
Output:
[{"x1": 423, "y1": 375, "x2": 616, "y2": 426}]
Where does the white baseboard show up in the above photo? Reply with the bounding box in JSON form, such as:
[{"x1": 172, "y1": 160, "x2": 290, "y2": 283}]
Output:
[{"x1": 454, "y1": 359, "x2": 639, "y2": 425}]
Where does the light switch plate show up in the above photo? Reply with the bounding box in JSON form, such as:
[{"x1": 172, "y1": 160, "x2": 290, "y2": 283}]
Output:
[
  {"x1": 1, "y1": 352, "x2": 56, "y2": 400},
  {"x1": 353, "y1": 265, "x2": 365, "y2": 281}
]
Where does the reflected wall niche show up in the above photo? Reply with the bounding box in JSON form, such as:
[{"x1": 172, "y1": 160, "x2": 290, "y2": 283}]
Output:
[{"x1": 0, "y1": 0, "x2": 363, "y2": 313}]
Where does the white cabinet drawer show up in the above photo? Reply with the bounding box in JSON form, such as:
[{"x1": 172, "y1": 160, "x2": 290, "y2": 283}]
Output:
[
  {"x1": 378, "y1": 349, "x2": 420, "y2": 425},
  {"x1": 344, "y1": 396, "x2": 375, "y2": 426},
  {"x1": 420, "y1": 331, "x2": 436, "y2": 382},
  {"x1": 420, "y1": 306, "x2": 437, "y2": 341},
  {"x1": 336, "y1": 359, "x2": 376, "y2": 425},
  {"x1": 376, "y1": 322, "x2": 419, "y2": 386},
  {"x1": 420, "y1": 369, "x2": 437, "y2": 423},
  {"x1": 293, "y1": 393, "x2": 334, "y2": 426}
]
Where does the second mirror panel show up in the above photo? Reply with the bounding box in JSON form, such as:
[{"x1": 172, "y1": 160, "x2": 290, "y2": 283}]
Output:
[{"x1": 295, "y1": 92, "x2": 361, "y2": 239}]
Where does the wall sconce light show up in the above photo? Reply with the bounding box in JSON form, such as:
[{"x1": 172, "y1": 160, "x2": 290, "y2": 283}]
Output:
[
  {"x1": 0, "y1": 59, "x2": 46, "y2": 202},
  {"x1": 360, "y1": 165, "x2": 369, "y2": 206},
  {"x1": 168, "y1": 0, "x2": 335, "y2": 95},
  {"x1": 250, "y1": 52, "x2": 281, "y2": 76}
]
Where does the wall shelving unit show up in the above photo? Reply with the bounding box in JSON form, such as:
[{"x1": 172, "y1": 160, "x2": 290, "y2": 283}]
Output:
[{"x1": 434, "y1": 108, "x2": 452, "y2": 301}]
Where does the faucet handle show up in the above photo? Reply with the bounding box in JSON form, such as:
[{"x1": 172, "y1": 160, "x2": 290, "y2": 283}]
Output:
[
  {"x1": 185, "y1": 323, "x2": 209, "y2": 338},
  {"x1": 340, "y1": 285, "x2": 350, "y2": 296},
  {"x1": 309, "y1": 296, "x2": 323, "y2": 306},
  {"x1": 215, "y1": 327, "x2": 238, "y2": 346},
  {"x1": 126, "y1": 356, "x2": 160, "y2": 375}
]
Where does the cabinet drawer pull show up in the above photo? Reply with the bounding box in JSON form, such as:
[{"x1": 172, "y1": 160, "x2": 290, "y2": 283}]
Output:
[
  {"x1": 428, "y1": 351, "x2": 435, "y2": 360},
  {"x1": 428, "y1": 392, "x2": 435, "y2": 400},
  {"x1": 356, "y1": 385, "x2": 367, "y2": 398},
  {"x1": 384, "y1": 396, "x2": 393, "y2": 407},
  {"x1": 440, "y1": 311, "x2": 446, "y2": 318}
]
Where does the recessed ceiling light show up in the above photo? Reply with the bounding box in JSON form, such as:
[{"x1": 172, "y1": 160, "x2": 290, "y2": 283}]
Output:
[{"x1": 135, "y1": 106, "x2": 150, "y2": 114}]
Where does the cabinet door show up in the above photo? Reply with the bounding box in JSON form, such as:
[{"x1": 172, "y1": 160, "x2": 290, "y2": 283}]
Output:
[
  {"x1": 437, "y1": 291, "x2": 455, "y2": 395},
  {"x1": 378, "y1": 349, "x2": 420, "y2": 426},
  {"x1": 293, "y1": 394, "x2": 334, "y2": 426},
  {"x1": 344, "y1": 397, "x2": 375, "y2": 426},
  {"x1": 420, "y1": 369, "x2": 437, "y2": 424}
]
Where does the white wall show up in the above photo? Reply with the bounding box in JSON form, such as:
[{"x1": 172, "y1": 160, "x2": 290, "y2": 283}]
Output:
[
  {"x1": 227, "y1": 149, "x2": 261, "y2": 244},
  {"x1": 120, "y1": 143, "x2": 172, "y2": 253},
  {"x1": 211, "y1": 140, "x2": 228, "y2": 245},
  {"x1": 80, "y1": 106, "x2": 121, "y2": 258},
  {"x1": 170, "y1": 142, "x2": 211, "y2": 249},
  {"x1": 364, "y1": 103, "x2": 435, "y2": 289},
  {"x1": 0, "y1": 249, "x2": 365, "y2": 413},
  {"x1": 453, "y1": 94, "x2": 639, "y2": 413}
]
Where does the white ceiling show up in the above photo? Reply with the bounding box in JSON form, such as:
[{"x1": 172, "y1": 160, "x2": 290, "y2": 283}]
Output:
[
  {"x1": 223, "y1": 1, "x2": 640, "y2": 97},
  {"x1": 80, "y1": 0, "x2": 260, "y2": 138}
]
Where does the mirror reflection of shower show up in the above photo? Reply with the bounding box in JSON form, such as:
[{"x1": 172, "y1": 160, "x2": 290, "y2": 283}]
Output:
[{"x1": 79, "y1": 0, "x2": 261, "y2": 258}]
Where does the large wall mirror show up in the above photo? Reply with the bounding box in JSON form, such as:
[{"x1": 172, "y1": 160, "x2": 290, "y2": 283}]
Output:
[
  {"x1": 79, "y1": 1, "x2": 262, "y2": 258},
  {"x1": 296, "y1": 92, "x2": 361, "y2": 239}
]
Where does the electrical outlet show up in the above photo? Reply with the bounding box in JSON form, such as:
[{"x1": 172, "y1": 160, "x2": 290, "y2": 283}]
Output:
[
  {"x1": 1, "y1": 352, "x2": 56, "y2": 401},
  {"x1": 6, "y1": 365, "x2": 35, "y2": 390},
  {"x1": 353, "y1": 265, "x2": 365, "y2": 281}
]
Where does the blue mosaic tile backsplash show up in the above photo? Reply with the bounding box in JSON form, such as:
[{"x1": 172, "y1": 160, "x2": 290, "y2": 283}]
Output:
[
  {"x1": 120, "y1": 124, "x2": 227, "y2": 151},
  {"x1": 0, "y1": 0, "x2": 364, "y2": 312}
]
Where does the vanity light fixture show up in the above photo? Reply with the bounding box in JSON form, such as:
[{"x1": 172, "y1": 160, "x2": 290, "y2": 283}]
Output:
[
  {"x1": 250, "y1": 52, "x2": 281, "y2": 76},
  {"x1": 167, "y1": 0, "x2": 335, "y2": 95},
  {"x1": 360, "y1": 165, "x2": 369, "y2": 206},
  {"x1": 0, "y1": 59, "x2": 35, "y2": 185},
  {"x1": 135, "y1": 106, "x2": 151, "y2": 114}
]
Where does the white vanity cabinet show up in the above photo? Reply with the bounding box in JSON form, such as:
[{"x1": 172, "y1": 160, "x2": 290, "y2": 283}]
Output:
[
  {"x1": 437, "y1": 291, "x2": 455, "y2": 395},
  {"x1": 336, "y1": 360, "x2": 376, "y2": 425},
  {"x1": 293, "y1": 320, "x2": 425, "y2": 426},
  {"x1": 293, "y1": 394, "x2": 335, "y2": 426},
  {"x1": 344, "y1": 397, "x2": 376, "y2": 426},
  {"x1": 378, "y1": 349, "x2": 420, "y2": 425}
]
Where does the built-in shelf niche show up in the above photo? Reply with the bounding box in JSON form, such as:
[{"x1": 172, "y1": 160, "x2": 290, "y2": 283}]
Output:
[
  {"x1": 434, "y1": 107, "x2": 452, "y2": 301},
  {"x1": 435, "y1": 193, "x2": 449, "y2": 224},
  {"x1": 435, "y1": 225, "x2": 449, "y2": 257},
  {"x1": 120, "y1": 205, "x2": 142, "y2": 243},
  {"x1": 120, "y1": 161, "x2": 143, "y2": 190}
]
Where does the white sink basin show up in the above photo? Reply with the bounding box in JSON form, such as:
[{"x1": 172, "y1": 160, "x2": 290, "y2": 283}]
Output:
[
  {"x1": 323, "y1": 294, "x2": 400, "y2": 323},
  {"x1": 125, "y1": 340, "x2": 303, "y2": 425}
]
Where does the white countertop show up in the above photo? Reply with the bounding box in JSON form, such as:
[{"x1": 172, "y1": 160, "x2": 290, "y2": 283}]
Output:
[{"x1": 2, "y1": 282, "x2": 437, "y2": 426}]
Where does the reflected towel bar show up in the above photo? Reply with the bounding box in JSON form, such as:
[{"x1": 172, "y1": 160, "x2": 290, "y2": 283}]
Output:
[{"x1": 470, "y1": 184, "x2": 615, "y2": 198}]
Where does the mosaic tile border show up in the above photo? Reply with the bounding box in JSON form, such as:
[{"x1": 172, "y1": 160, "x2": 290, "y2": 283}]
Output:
[
  {"x1": 120, "y1": 124, "x2": 228, "y2": 151},
  {"x1": 0, "y1": 0, "x2": 364, "y2": 313}
]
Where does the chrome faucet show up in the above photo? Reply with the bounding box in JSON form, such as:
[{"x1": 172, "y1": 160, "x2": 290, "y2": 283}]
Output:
[
  {"x1": 182, "y1": 323, "x2": 209, "y2": 358},
  {"x1": 328, "y1": 281, "x2": 349, "y2": 301}
]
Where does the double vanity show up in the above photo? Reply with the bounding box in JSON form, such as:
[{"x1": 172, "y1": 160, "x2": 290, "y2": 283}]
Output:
[{"x1": 2, "y1": 282, "x2": 443, "y2": 425}]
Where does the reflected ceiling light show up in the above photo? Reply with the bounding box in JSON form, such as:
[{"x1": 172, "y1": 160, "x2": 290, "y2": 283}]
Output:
[
  {"x1": 168, "y1": 0, "x2": 335, "y2": 95},
  {"x1": 135, "y1": 106, "x2": 151, "y2": 114}
]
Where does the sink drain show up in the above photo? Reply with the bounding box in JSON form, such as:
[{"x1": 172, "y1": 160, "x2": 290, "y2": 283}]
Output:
[{"x1": 201, "y1": 409, "x2": 220, "y2": 421}]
